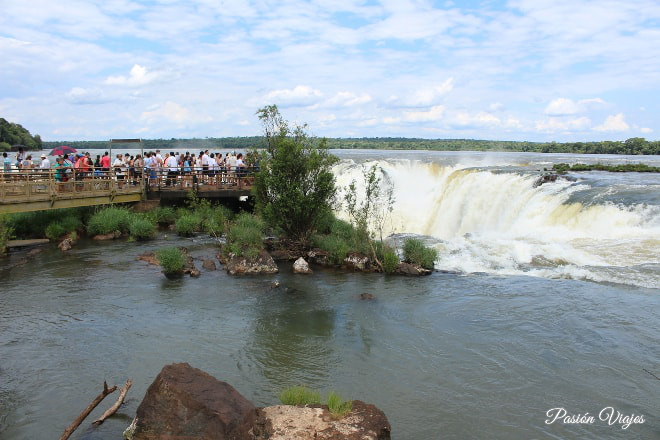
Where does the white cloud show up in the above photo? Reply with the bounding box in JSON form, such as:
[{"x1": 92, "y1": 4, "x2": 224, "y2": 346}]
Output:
[
  {"x1": 402, "y1": 105, "x2": 446, "y2": 122},
  {"x1": 640, "y1": 127, "x2": 653, "y2": 133},
  {"x1": 324, "y1": 91, "x2": 372, "y2": 107},
  {"x1": 263, "y1": 85, "x2": 323, "y2": 107},
  {"x1": 390, "y1": 78, "x2": 454, "y2": 107},
  {"x1": 105, "y1": 64, "x2": 160, "y2": 87},
  {"x1": 140, "y1": 101, "x2": 190, "y2": 124},
  {"x1": 544, "y1": 97, "x2": 606, "y2": 116},
  {"x1": 593, "y1": 113, "x2": 630, "y2": 132},
  {"x1": 536, "y1": 116, "x2": 591, "y2": 132},
  {"x1": 66, "y1": 87, "x2": 111, "y2": 105}
]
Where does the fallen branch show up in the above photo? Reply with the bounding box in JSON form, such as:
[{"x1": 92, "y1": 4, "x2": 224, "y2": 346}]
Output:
[
  {"x1": 94, "y1": 379, "x2": 132, "y2": 425},
  {"x1": 60, "y1": 381, "x2": 117, "y2": 440}
]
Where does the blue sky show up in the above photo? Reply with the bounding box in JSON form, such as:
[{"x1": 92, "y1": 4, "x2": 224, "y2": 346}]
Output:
[{"x1": 1, "y1": 0, "x2": 658, "y2": 142}]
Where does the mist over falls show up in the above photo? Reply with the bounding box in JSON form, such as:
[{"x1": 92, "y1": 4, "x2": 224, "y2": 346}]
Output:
[{"x1": 333, "y1": 158, "x2": 660, "y2": 288}]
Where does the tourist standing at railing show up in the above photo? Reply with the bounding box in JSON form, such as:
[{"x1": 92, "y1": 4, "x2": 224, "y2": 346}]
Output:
[
  {"x1": 100, "y1": 152, "x2": 111, "y2": 174},
  {"x1": 165, "y1": 151, "x2": 178, "y2": 187},
  {"x1": 133, "y1": 154, "x2": 144, "y2": 184},
  {"x1": 54, "y1": 157, "x2": 67, "y2": 183},
  {"x1": 22, "y1": 155, "x2": 34, "y2": 169},
  {"x1": 39, "y1": 154, "x2": 51, "y2": 170},
  {"x1": 113, "y1": 154, "x2": 125, "y2": 188},
  {"x1": 3, "y1": 152, "x2": 11, "y2": 176},
  {"x1": 16, "y1": 147, "x2": 24, "y2": 169}
]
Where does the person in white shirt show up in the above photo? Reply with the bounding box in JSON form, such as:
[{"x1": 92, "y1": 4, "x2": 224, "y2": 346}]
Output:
[
  {"x1": 165, "y1": 151, "x2": 178, "y2": 186},
  {"x1": 39, "y1": 154, "x2": 51, "y2": 170}
]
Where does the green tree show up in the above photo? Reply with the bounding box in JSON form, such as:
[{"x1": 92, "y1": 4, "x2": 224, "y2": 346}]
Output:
[{"x1": 253, "y1": 105, "x2": 338, "y2": 243}]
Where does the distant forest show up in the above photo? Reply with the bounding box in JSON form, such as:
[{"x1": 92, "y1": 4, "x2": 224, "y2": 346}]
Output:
[
  {"x1": 41, "y1": 136, "x2": 660, "y2": 155},
  {"x1": 0, "y1": 118, "x2": 43, "y2": 151}
]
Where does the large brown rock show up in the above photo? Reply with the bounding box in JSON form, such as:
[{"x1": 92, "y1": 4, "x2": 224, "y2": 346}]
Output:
[
  {"x1": 252, "y1": 401, "x2": 391, "y2": 440},
  {"x1": 134, "y1": 362, "x2": 257, "y2": 439},
  {"x1": 396, "y1": 262, "x2": 432, "y2": 276}
]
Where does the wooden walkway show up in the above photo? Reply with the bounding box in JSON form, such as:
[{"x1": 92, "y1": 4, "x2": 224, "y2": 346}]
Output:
[{"x1": 0, "y1": 168, "x2": 254, "y2": 214}]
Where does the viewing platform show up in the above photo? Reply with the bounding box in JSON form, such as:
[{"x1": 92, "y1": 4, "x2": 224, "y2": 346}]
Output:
[{"x1": 0, "y1": 168, "x2": 254, "y2": 214}]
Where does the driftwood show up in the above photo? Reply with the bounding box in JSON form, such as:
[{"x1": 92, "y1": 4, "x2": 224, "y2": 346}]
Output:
[
  {"x1": 60, "y1": 381, "x2": 117, "y2": 440},
  {"x1": 94, "y1": 379, "x2": 133, "y2": 425}
]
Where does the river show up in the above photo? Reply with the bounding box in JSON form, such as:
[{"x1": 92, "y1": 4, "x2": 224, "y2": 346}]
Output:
[{"x1": 1, "y1": 151, "x2": 658, "y2": 439}]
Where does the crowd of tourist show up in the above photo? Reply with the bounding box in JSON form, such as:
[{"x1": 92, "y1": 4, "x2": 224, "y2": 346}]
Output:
[{"x1": 2, "y1": 148, "x2": 258, "y2": 186}]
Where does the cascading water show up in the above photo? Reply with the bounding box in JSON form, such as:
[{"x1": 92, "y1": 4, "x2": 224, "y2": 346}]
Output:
[{"x1": 333, "y1": 158, "x2": 660, "y2": 288}]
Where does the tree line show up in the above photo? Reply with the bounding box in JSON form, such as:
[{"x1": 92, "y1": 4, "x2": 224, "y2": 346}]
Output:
[
  {"x1": 43, "y1": 136, "x2": 659, "y2": 155},
  {"x1": 0, "y1": 118, "x2": 43, "y2": 151}
]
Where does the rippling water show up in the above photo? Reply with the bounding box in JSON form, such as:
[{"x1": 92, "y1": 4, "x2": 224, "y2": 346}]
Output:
[{"x1": 1, "y1": 151, "x2": 659, "y2": 439}]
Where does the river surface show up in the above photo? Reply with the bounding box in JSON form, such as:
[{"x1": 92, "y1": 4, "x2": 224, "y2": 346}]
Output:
[{"x1": 1, "y1": 151, "x2": 659, "y2": 439}]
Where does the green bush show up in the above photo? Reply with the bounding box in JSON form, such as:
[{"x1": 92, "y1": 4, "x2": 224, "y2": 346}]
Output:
[
  {"x1": 403, "y1": 238, "x2": 437, "y2": 270},
  {"x1": 327, "y1": 391, "x2": 352, "y2": 417},
  {"x1": 8, "y1": 207, "x2": 91, "y2": 239},
  {"x1": 202, "y1": 206, "x2": 232, "y2": 236},
  {"x1": 279, "y1": 386, "x2": 321, "y2": 406},
  {"x1": 0, "y1": 215, "x2": 11, "y2": 256},
  {"x1": 156, "y1": 247, "x2": 185, "y2": 275},
  {"x1": 311, "y1": 233, "x2": 350, "y2": 265},
  {"x1": 382, "y1": 246, "x2": 400, "y2": 273},
  {"x1": 175, "y1": 214, "x2": 202, "y2": 237},
  {"x1": 150, "y1": 206, "x2": 177, "y2": 225},
  {"x1": 45, "y1": 216, "x2": 81, "y2": 240},
  {"x1": 128, "y1": 217, "x2": 156, "y2": 241},
  {"x1": 87, "y1": 207, "x2": 131, "y2": 236},
  {"x1": 225, "y1": 214, "x2": 264, "y2": 258}
]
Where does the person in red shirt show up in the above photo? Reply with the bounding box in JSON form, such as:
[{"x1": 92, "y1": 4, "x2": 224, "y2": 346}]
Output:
[{"x1": 100, "y1": 151, "x2": 111, "y2": 176}]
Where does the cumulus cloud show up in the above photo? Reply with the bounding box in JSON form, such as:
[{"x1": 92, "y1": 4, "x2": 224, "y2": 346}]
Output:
[
  {"x1": 66, "y1": 87, "x2": 111, "y2": 105},
  {"x1": 536, "y1": 116, "x2": 591, "y2": 132},
  {"x1": 593, "y1": 113, "x2": 630, "y2": 132},
  {"x1": 640, "y1": 127, "x2": 653, "y2": 133},
  {"x1": 544, "y1": 97, "x2": 606, "y2": 116},
  {"x1": 263, "y1": 85, "x2": 323, "y2": 107},
  {"x1": 140, "y1": 101, "x2": 190, "y2": 124},
  {"x1": 324, "y1": 91, "x2": 372, "y2": 107},
  {"x1": 105, "y1": 64, "x2": 160, "y2": 87},
  {"x1": 389, "y1": 78, "x2": 454, "y2": 107},
  {"x1": 402, "y1": 105, "x2": 446, "y2": 122}
]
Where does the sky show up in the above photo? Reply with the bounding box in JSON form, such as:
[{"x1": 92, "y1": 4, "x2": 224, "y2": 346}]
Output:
[{"x1": 1, "y1": 0, "x2": 659, "y2": 142}]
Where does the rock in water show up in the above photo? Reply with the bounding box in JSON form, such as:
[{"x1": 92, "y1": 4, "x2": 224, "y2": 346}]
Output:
[
  {"x1": 225, "y1": 250, "x2": 278, "y2": 275},
  {"x1": 293, "y1": 257, "x2": 312, "y2": 274},
  {"x1": 133, "y1": 362, "x2": 257, "y2": 439},
  {"x1": 252, "y1": 401, "x2": 391, "y2": 440},
  {"x1": 396, "y1": 262, "x2": 432, "y2": 276},
  {"x1": 202, "y1": 259, "x2": 217, "y2": 271},
  {"x1": 58, "y1": 238, "x2": 73, "y2": 251}
]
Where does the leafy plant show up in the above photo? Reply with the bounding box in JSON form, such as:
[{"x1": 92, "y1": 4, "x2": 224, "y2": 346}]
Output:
[
  {"x1": 87, "y1": 206, "x2": 131, "y2": 235},
  {"x1": 175, "y1": 214, "x2": 202, "y2": 237},
  {"x1": 150, "y1": 206, "x2": 177, "y2": 225},
  {"x1": 327, "y1": 391, "x2": 352, "y2": 417},
  {"x1": 156, "y1": 247, "x2": 185, "y2": 275},
  {"x1": 0, "y1": 215, "x2": 12, "y2": 256},
  {"x1": 381, "y1": 246, "x2": 400, "y2": 273},
  {"x1": 128, "y1": 216, "x2": 156, "y2": 241},
  {"x1": 402, "y1": 238, "x2": 437, "y2": 270},
  {"x1": 45, "y1": 216, "x2": 82, "y2": 240},
  {"x1": 278, "y1": 386, "x2": 321, "y2": 406},
  {"x1": 225, "y1": 213, "x2": 264, "y2": 259}
]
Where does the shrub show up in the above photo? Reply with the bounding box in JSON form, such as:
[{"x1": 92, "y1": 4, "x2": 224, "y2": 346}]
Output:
[
  {"x1": 151, "y1": 206, "x2": 177, "y2": 225},
  {"x1": 202, "y1": 206, "x2": 231, "y2": 236},
  {"x1": 311, "y1": 233, "x2": 350, "y2": 265},
  {"x1": 381, "y1": 246, "x2": 400, "y2": 273},
  {"x1": 87, "y1": 206, "x2": 131, "y2": 236},
  {"x1": 156, "y1": 247, "x2": 185, "y2": 275},
  {"x1": 279, "y1": 386, "x2": 321, "y2": 406},
  {"x1": 402, "y1": 238, "x2": 437, "y2": 270},
  {"x1": 225, "y1": 214, "x2": 264, "y2": 258},
  {"x1": 0, "y1": 215, "x2": 11, "y2": 256},
  {"x1": 128, "y1": 217, "x2": 156, "y2": 241},
  {"x1": 327, "y1": 391, "x2": 352, "y2": 417},
  {"x1": 175, "y1": 214, "x2": 202, "y2": 237},
  {"x1": 44, "y1": 216, "x2": 81, "y2": 240},
  {"x1": 8, "y1": 207, "x2": 90, "y2": 239}
]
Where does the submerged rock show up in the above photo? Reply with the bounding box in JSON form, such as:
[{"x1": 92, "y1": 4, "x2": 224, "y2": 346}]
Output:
[
  {"x1": 293, "y1": 257, "x2": 312, "y2": 274},
  {"x1": 360, "y1": 292, "x2": 376, "y2": 300},
  {"x1": 252, "y1": 401, "x2": 391, "y2": 440},
  {"x1": 225, "y1": 250, "x2": 278, "y2": 275},
  {"x1": 133, "y1": 362, "x2": 257, "y2": 440},
  {"x1": 202, "y1": 258, "x2": 217, "y2": 271},
  {"x1": 58, "y1": 238, "x2": 73, "y2": 251},
  {"x1": 137, "y1": 252, "x2": 160, "y2": 266},
  {"x1": 344, "y1": 253, "x2": 373, "y2": 271},
  {"x1": 307, "y1": 249, "x2": 331, "y2": 266},
  {"x1": 93, "y1": 230, "x2": 122, "y2": 241}
]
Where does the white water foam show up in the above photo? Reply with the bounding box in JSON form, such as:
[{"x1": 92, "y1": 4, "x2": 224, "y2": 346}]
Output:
[{"x1": 333, "y1": 159, "x2": 660, "y2": 288}]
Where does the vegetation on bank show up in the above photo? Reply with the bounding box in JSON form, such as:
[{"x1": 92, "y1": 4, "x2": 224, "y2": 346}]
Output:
[
  {"x1": 0, "y1": 118, "x2": 42, "y2": 152},
  {"x1": 0, "y1": 215, "x2": 11, "y2": 256},
  {"x1": 403, "y1": 238, "x2": 438, "y2": 270},
  {"x1": 552, "y1": 162, "x2": 660, "y2": 173},
  {"x1": 40, "y1": 136, "x2": 659, "y2": 155},
  {"x1": 225, "y1": 213, "x2": 265, "y2": 259},
  {"x1": 156, "y1": 247, "x2": 186, "y2": 275},
  {"x1": 278, "y1": 386, "x2": 352, "y2": 417}
]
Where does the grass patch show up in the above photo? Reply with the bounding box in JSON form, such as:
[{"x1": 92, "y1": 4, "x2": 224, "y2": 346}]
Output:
[
  {"x1": 327, "y1": 391, "x2": 352, "y2": 417},
  {"x1": 149, "y1": 206, "x2": 178, "y2": 225},
  {"x1": 225, "y1": 213, "x2": 264, "y2": 259},
  {"x1": 128, "y1": 216, "x2": 156, "y2": 241},
  {"x1": 156, "y1": 247, "x2": 186, "y2": 275},
  {"x1": 175, "y1": 213, "x2": 202, "y2": 237},
  {"x1": 45, "y1": 216, "x2": 82, "y2": 240},
  {"x1": 553, "y1": 162, "x2": 660, "y2": 173},
  {"x1": 0, "y1": 215, "x2": 11, "y2": 256},
  {"x1": 279, "y1": 386, "x2": 321, "y2": 406},
  {"x1": 403, "y1": 238, "x2": 437, "y2": 270},
  {"x1": 311, "y1": 216, "x2": 371, "y2": 265},
  {"x1": 87, "y1": 206, "x2": 131, "y2": 236},
  {"x1": 7, "y1": 207, "x2": 91, "y2": 239},
  {"x1": 381, "y1": 246, "x2": 400, "y2": 273}
]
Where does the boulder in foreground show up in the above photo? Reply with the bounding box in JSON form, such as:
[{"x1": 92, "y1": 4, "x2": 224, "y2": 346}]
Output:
[{"x1": 133, "y1": 362, "x2": 257, "y2": 439}]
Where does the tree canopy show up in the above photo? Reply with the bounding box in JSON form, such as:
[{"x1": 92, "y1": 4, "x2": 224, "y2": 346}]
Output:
[
  {"x1": 0, "y1": 118, "x2": 42, "y2": 151},
  {"x1": 252, "y1": 105, "x2": 338, "y2": 243}
]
